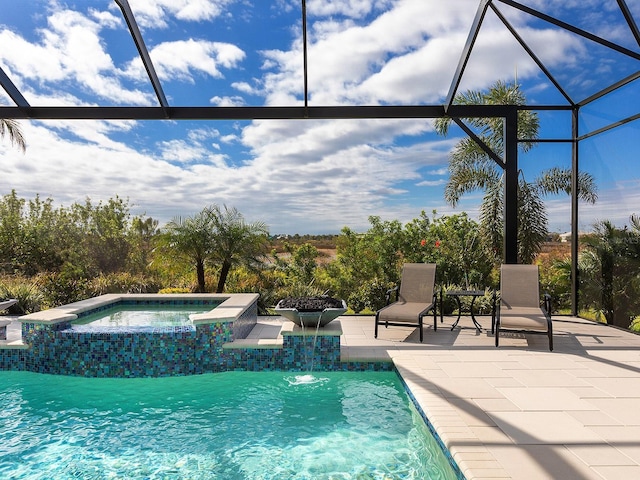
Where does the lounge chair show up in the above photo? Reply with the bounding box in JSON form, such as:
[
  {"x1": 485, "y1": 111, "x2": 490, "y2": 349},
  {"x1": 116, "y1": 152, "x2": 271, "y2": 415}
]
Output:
[
  {"x1": 375, "y1": 263, "x2": 438, "y2": 342},
  {"x1": 492, "y1": 264, "x2": 553, "y2": 351}
]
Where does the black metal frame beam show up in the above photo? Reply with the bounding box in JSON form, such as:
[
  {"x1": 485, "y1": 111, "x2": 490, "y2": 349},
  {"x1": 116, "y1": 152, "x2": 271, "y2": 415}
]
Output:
[
  {"x1": 497, "y1": 0, "x2": 640, "y2": 62},
  {"x1": 115, "y1": 0, "x2": 169, "y2": 114},
  {"x1": 0, "y1": 67, "x2": 29, "y2": 108},
  {"x1": 618, "y1": 0, "x2": 640, "y2": 47},
  {"x1": 571, "y1": 107, "x2": 580, "y2": 316},
  {"x1": 490, "y1": 3, "x2": 574, "y2": 106},
  {"x1": 453, "y1": 118, "x2": 505, "y2": 167},
  {"x1": 0, "y1": 104, "x2": 518, "y2": 121},
  {"x1": 445, "y1": 0, "x2": 490, "y2": 111},
  {"x1": 503, "y1": 109, "x2": 519, "y2": 264}
]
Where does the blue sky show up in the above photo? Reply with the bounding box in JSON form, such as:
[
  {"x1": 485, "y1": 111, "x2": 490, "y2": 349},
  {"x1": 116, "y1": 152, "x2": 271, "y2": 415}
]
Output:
[{"x1": 1, "y1": 0, "x2": 639, "y2": 234}]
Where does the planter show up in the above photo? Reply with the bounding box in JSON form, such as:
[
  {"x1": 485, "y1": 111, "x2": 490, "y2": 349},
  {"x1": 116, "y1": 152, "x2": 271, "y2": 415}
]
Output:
[{"x1": 274, "y1": 296, "x2": 347, "y2": 327}]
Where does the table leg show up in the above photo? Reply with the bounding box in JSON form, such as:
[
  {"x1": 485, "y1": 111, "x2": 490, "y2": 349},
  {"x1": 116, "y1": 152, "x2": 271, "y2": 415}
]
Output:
[
  {"x1": 450, "y1": 296, "x2": 462, "y2": 330},
  {"x1": 470, "y1": 295, "x2": 483, "y2": 332}
]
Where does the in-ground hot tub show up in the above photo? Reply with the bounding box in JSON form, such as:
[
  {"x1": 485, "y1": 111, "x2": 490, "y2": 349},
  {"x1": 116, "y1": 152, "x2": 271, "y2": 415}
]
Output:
[{"x1": 18, "y1": 293, "x2": 259, "y2": 377}]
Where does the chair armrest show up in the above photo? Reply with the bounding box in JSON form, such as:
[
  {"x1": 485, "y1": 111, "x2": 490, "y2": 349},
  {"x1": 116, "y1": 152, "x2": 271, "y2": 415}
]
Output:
[
  {"x1": 385, "y1": 286, "x2": 399, "y2": 305},
  {"x1": 543, "y1": 293, "x2": 552, "y2": 316}
]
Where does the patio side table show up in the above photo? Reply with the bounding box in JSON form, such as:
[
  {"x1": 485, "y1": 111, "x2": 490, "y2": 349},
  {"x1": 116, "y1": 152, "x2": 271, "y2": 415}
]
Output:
[{"x1": 445, "y1": 289, "x2": 485, "y2": 332}]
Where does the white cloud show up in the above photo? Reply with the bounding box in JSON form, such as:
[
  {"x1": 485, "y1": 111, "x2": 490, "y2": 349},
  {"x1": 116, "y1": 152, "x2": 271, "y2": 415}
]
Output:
[
  {"x1": 124, "y1": 39, "x2": 245, "y2": 83},
  {"x1": 307, "y1": 0, "x2": 377, "y2": 18},
  {"x1": 0, "y1": 7, "x2": 152, "y2": 105},
  {"x1": 231, "y1": 81, "x2": 260, "y2": 95},
  {"x1": 210, "y1": 95, "x2": 245, "y2": 106},
  {"x1": 127, "y1": 0, "x2": 235, "y2": 29},
  {"x1": 416, "y1": 179, "x2": 446, "y2": 187}
]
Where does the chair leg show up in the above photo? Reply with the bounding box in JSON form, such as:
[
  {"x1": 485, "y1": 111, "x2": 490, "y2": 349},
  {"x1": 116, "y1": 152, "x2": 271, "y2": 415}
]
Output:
[
  {"x1": 374, "y1": 314, "x2": 379, "y2": 338},
  {"x1": 495, "y1": 319, "x2": 500, "y2": 347},
  {"x1": 419, "y1": 316, "x2": 423, "y2": 342}
]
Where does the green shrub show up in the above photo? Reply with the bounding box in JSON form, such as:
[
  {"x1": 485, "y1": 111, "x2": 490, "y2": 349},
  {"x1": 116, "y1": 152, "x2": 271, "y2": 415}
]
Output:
[
  {"x1": 89, "y1": 272, "x2": 162, "y2": 295},
  {"x1": 158, "y1": 287, "x2": 192, "y2": 294},
  {"x1": 348, "y1": 279, "x2": 392, "y2": 314},
  {"x1": 0, "y1": 276, "x2": 45, "y2": 314},
  {"x1": 37, "y1": 271, "x2": 92, "y2": 307}
]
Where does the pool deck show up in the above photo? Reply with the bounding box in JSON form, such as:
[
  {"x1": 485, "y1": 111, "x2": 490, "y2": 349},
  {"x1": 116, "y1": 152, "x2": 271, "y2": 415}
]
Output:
[
  {"x1": 249, "y1": 314, "x2": 640, "y2": 480},
  {"x1": 3, "y1": 313, "x2": 640, "y2": 479}
]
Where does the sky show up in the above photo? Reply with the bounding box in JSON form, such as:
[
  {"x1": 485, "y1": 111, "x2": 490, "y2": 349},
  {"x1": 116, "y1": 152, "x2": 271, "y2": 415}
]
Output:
[{"x1": 1, "y1": 0, "x2": 639, "y2": 235}]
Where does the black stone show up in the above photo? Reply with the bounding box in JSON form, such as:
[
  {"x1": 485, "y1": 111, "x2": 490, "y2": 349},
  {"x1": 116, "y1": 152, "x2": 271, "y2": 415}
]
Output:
[{"x1": 278, "y1": 295, "x2": 343, "y2": 312}]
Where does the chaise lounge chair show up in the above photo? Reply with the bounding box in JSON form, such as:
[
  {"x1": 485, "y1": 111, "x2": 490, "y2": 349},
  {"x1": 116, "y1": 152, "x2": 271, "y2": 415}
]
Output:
[
  {"x1": 492, "y1": 264, "x2": 553, "y2": 351},
  {"x1": 375, "y1": 263, "x2": 438, "y2": 343}
]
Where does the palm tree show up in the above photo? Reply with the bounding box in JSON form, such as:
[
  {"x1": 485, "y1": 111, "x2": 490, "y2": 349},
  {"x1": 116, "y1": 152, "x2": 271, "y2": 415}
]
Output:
[
  {"x1": 0, "y1": 119, "x2": 26, "y2": 152},
  {"x1": 579, "y1": 218, "x2": 640, "y2": 328},
  {"x1": 435, "y1": 80, "x2": 597, "y2": 263},
  {"x1": 163, "y1": 209, "x2": 216, "y2": 293},
  {"x1": 162, "y1": 205, "x2": 269, "y2": 293},
  {"x1": 209, "y1": 204, "x2": 269, "y2": 293}
]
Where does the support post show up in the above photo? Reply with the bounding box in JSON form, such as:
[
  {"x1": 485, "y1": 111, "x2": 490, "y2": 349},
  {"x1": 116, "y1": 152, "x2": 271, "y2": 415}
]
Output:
[
  {"x1": 571, "y1": 107, "x2": 580, "y2": 315},
  {"x1": 503, "y1": 109, "x2": 519, "y2": 264}
]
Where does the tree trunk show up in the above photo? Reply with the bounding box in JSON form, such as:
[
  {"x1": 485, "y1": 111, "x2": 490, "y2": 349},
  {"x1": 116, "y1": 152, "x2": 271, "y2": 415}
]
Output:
[
  {"x1": 216, "y1": 260, "x2": 231, "y2": 293},
  {"x1": 196, "y1": 259, "x2": 206, "y2": 293}
]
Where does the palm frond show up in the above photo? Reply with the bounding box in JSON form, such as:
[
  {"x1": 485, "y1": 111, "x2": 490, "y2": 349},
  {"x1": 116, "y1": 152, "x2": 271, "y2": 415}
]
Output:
[
  {"x1": 534, "y1": 167, "x2": 598, "y2": 203},
  {"x1": 517, "y1": 178, "x2": 548, "y2": 264},
  {"x1": 0, "y1": 119, "x2": 26, "y2": 152}
]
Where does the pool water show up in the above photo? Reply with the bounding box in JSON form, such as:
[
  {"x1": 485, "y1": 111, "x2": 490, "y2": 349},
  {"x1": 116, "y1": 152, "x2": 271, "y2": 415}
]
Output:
[
  {"x1": 74, "y1": 304, "x2": 216, "y2": 327},
  {"x1": 0, "y1": 371, "x2": 459, "y2": 479}
]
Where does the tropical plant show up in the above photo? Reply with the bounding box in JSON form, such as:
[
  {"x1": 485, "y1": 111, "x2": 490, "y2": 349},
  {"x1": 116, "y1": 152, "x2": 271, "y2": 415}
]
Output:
[
  {"x1": 270, "y1": 241, "x2": 325, "y2": 299},
  {"x1": 579, "y1": 218, "x2": 640, "y2": 328},
  {"x1": 434, "y1": 80, "x2": 598, "y2": 263},
  {"x1": 208, "y1": 204, "x2": 270, "y2": 293},
  {"x1": 160, "y1": 205, "x2": 269, "y2": 293},
  {"x1": 128, "y1": 216, "x2": 159, "y2": 274},
  {"x1": 0, "y1": 119, "x2": 26, "y2": 152},
  {"x1": 402, "y1": 211, "x2": 493, "y2": 288},
  {"x1": 0, "y1": 275, "x2": 45, "y2": 314},
  {"x1": 326, "y1": 216, "x2": 404, "y2": 311},
  {"x1": 161, "y1": 208, "x2": 217, "y2": 293}
]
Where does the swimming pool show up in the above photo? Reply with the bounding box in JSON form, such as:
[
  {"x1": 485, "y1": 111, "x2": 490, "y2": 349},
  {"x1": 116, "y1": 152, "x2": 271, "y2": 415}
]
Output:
[{"x1": 0, "y1": 371, "x2": 461, "y2": 479}]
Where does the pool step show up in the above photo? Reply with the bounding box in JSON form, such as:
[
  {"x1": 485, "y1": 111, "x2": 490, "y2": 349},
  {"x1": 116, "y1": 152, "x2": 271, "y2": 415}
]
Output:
[{"x1": 222, "y1": 318, "x2": 285, "y2": 349}]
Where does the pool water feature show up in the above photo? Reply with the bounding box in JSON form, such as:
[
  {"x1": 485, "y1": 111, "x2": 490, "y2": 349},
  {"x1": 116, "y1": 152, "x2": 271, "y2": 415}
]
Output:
[{"x1": 0, "y1": 370, "x2": 461, "y2": 479}]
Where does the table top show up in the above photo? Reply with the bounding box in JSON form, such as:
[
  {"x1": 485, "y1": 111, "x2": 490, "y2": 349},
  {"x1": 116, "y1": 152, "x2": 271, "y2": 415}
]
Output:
[{"x1": 445, "y1": 289, "x2": 485, "y2": 296}]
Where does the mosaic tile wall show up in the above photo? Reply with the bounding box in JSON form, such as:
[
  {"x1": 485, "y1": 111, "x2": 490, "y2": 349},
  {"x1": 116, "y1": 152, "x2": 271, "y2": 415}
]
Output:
[
  {"x1": 231, "y1": 301, "x2": 258, "y2": 339},
  {"x1": 0, "y1": 348, "x2": 26, "y2": 371},
  {"x1": 17, "y1": 321, "x2": 236, "y2": 377}
]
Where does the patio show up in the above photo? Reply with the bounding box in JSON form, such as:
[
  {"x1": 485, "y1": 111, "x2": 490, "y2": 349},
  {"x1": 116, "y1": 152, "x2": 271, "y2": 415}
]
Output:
[{"x1": 250, "y1": 313, "x2": 640, "y2": 480}]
